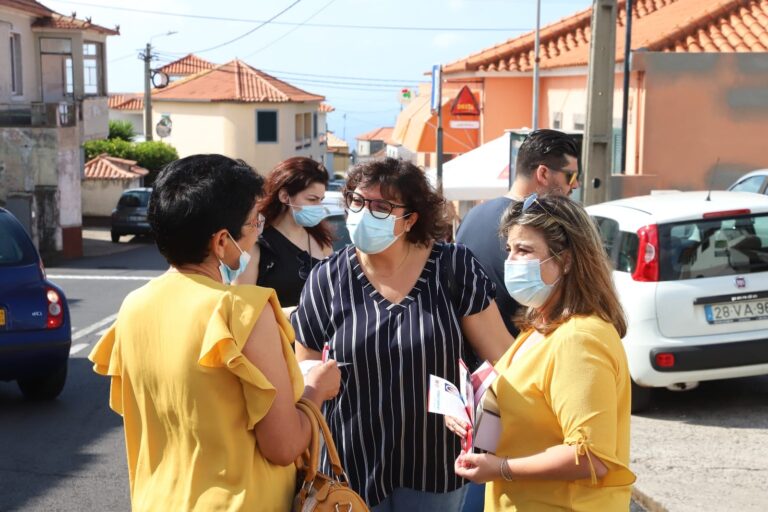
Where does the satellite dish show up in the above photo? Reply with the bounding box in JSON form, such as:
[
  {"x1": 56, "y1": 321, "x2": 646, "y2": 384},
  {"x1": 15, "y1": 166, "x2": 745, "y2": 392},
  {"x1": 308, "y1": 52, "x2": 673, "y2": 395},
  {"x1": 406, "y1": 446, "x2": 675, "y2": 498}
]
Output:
[{"x1": 151, "y1": 70, "x2": 170, "y2": 89}]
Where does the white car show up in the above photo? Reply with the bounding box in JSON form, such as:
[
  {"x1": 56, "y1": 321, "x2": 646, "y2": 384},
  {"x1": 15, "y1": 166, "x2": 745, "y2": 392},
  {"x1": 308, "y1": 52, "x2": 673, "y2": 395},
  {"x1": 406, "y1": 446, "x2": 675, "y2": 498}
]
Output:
[
  {"x1": 587, "y1": 191, "x2": 768, "y2": 412},
  {"x1": 728, "y1": 169, "x2": 768, "y2": 194}
]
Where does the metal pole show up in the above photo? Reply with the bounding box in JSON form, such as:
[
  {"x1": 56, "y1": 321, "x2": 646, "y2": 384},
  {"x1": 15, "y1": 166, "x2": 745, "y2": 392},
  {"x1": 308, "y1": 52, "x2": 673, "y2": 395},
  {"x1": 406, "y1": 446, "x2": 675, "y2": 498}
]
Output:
[
  {"x1": 436, "y1": 65, "x2": 444, "y2": 195},
  {"x1": 532, "y1": 0, "x2": 541, "y2": 130},
  {"x1": 143, "y1": 42, "x2": 153, "y2": 141},
  {"x1": 620, "y1": 0, "x2": 633, "y2": 173},
  {"x1": 582, "y1": 0, "x2": 618, "y2": 206}
]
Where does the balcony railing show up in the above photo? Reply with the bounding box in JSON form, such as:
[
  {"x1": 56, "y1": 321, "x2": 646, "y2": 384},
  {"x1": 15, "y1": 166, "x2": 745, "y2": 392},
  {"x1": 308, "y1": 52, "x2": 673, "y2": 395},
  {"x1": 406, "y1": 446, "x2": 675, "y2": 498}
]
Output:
[{"x1": 0, "y1": 102, "x2": 77, "y2": 128}]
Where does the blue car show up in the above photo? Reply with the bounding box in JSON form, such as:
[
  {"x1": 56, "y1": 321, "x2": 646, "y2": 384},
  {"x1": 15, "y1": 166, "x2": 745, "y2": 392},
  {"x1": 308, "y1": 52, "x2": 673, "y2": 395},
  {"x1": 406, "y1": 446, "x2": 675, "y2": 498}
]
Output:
[{"x1": 0, "y1": 208, "x2": 71, "y2": 400}]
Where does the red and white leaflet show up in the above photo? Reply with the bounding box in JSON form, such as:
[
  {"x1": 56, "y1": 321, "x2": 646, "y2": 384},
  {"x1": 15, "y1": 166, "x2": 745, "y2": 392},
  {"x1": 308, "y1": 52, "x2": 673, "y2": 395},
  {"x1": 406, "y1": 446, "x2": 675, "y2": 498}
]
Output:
[
  {"x1": 471, "y1": 361, "x2": 499, "y2": 405},
  {"x1": 427, "y1": 374, "x2": 470, "y2": 424}
]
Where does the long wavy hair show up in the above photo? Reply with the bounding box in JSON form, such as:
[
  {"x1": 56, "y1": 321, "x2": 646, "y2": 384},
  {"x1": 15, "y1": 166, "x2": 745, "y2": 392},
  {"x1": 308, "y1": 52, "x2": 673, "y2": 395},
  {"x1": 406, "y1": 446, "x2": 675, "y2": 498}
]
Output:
[
  {"x1": 343, "y1": 158, "x2": 451, "y2": 246},
  {"x1": 259, "y1": 157, "x2": 332, "y2": 248},
  {"x1": 500, "y1": 194, "x2": 627, "y2": 337}
]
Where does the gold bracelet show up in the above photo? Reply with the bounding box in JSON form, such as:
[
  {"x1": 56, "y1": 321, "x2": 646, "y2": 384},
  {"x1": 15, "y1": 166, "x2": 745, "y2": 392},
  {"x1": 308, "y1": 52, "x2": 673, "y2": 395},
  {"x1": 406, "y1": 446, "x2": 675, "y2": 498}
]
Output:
[{"x1": 500, "y1": 457, "x2": 514, "y2": 481}]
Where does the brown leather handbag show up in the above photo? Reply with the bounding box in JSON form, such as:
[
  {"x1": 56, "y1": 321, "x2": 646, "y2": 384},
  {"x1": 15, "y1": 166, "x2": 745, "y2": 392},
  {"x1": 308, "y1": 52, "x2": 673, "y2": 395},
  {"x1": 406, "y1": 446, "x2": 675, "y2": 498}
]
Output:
[{"x1": 293, "y1": 398, "x2": 369, "y2": 512}]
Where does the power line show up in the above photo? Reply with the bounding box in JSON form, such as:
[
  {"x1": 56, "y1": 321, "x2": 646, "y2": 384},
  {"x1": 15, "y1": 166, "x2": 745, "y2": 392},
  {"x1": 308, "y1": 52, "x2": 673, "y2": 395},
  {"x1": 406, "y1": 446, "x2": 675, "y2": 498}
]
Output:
[
  {"x1": 261, "y1": 68, "x2": 422, "y2": 84},
  {"x1": 48, "y1": 0, "x2": 529, "y2": 32},
  {"x1": 188, "y1": 0, "x2": 303, "y2": 54},
  {"x1": 245, "y1": 0, "x2": 339, "y2": 58}
]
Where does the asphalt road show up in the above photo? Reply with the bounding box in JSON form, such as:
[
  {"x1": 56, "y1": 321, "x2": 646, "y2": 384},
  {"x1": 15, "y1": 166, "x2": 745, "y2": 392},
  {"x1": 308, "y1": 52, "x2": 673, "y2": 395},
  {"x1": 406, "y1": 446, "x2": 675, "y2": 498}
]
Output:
[{"x1": 0, "y1": 236, "x2": 164, "y2": 512}]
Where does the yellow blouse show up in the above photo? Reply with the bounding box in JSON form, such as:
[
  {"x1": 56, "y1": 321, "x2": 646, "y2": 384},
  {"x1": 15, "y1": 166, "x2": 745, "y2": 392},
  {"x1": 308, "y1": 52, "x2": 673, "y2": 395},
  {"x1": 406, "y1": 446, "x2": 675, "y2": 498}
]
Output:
[
  {"x1": 487, "y1": 315, "x2": 636, "y2": 511},
  {"x1": 89, "y1": 272, "x2": 303, "y2": 512}
]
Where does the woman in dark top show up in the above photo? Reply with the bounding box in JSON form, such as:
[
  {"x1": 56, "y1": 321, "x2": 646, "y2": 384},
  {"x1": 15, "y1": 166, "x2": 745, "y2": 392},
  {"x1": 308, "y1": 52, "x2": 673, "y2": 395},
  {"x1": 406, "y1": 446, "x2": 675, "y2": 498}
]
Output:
[
  {"x1": 292, "y1": 158, "x2": 514, "y2": 510},
  {"x1": 236, "y1": 157, "x2": 334, "y2": 308}
]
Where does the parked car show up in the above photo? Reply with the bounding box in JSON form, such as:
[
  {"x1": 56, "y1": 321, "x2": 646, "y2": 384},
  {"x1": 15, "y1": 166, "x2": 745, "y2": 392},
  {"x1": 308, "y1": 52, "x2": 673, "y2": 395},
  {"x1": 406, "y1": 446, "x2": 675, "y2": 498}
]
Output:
[
  {"x1": 728, "y1": 169, "x2": 768, "y2": 194},
  {"x1": 322, "y1": 191, "x2": 351, "y2": 251},
  {"x1": 0, "y1": 208, "x2": 71, "y2": 400},
  {"x1": 327, "y1": 178, "x2": 346, "y2": 192},
  {"x1": 587, "y1": 191, "x2": 768, "y2": 412},
  {"x1": 111, "y1": 187, "x2": 152, "y2": 243}
]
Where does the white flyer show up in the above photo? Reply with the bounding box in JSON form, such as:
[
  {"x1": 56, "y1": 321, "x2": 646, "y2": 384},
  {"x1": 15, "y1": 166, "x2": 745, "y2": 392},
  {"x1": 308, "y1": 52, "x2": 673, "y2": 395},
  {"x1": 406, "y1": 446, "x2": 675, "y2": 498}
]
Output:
[{"x1": 427, "y1": 374, "x2": 470, "y2": 424}]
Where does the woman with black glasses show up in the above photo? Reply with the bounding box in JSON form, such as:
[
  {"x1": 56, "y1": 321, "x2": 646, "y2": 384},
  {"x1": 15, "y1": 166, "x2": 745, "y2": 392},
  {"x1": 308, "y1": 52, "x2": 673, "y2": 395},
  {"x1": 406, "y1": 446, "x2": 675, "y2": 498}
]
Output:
[
  {"x1": 291, "y1": 157, "x2": 514, "y2": 510},
  {"x1": 235, "y1": 157, "x2": 335, "y2": 309}
]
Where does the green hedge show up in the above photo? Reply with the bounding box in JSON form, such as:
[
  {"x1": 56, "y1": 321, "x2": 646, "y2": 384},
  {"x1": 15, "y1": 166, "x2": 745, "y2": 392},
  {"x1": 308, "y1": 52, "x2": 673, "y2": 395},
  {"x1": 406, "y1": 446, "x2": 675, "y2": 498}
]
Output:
[{"x1": 84, "y1": 139, "x2": 178, "y2": 172}]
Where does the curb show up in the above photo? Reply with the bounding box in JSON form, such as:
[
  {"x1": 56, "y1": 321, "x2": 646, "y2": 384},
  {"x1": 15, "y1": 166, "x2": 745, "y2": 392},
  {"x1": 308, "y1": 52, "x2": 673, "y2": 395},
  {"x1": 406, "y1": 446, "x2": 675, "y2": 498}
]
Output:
[{"x1": 632, "y1": 485, "x2": 668, "y2": 512}]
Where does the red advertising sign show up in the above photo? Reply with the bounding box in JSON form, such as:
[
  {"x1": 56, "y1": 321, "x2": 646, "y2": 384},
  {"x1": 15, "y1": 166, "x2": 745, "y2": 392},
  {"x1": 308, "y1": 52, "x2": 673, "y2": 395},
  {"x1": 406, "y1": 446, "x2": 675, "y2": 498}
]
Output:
[{"x1": 450, "y1": 85, "x2": 480, "y2": 116}]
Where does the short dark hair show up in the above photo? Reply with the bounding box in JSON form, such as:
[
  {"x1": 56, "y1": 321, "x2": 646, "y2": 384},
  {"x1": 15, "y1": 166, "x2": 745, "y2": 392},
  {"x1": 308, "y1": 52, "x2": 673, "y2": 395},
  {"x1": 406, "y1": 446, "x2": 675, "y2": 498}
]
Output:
[
  {"x1": 516, "y1": 129, "x2": 579, "y2": 178},
  {"x1": 148, "y1": 154, "x2": 264, "y2": 266},
  {"x1": 259, "y1": 157, "x2": 332, "y2": 248},
  {"x1": 343, "y1": 158, "x2": 451, "y2": 245}
]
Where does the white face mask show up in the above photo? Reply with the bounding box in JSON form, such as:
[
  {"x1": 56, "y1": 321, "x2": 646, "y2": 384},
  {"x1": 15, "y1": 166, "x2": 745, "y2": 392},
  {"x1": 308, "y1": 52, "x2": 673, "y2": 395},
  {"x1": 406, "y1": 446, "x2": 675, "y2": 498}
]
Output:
[
  {"x1": 503, "y1": 255, "x2": 560, "y2": 308},
  {"x1": 345, "y1": 207, "x2": 411, "y2": 254}
]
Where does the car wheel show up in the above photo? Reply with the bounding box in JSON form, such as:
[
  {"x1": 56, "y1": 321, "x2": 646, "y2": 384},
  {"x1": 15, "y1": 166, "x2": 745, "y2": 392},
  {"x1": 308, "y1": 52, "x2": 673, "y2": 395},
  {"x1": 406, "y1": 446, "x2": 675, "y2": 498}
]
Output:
[
  {"x1": 631, "y1": 379, "x2": 652, "y2": 413},
  {"x1": 18, "y1": 363, "x2": 68, "y2": 400},
  {"x1": 111, "y1": 231, "x2": 120, "y2": 243}
]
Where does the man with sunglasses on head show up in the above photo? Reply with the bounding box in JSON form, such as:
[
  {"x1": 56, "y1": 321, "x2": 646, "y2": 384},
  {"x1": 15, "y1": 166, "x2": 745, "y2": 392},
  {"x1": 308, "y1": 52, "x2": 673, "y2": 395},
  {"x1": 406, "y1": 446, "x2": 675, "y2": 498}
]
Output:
[{"x1": 455, "y1": 129, "x2": 579, "y2": 511}]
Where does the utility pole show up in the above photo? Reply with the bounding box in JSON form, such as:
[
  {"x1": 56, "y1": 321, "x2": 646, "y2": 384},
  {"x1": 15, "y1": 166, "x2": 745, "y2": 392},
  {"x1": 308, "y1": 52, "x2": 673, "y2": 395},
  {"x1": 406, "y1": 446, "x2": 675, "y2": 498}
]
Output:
[
  {"x1": 142, "y1": 43, "x2": 153, "y2": 141},
  {"x1": 532, "y1": 0, "x2": 541, "y2": 130},
  {"x1": 436, "y1": 66, "x2": 444, "y2": 195},
  {"x1": 620, "y1": 0, "x2": 633, "y2": 173},
  {"x1": 582, "y1": 0, "x2": 618, "y2": 206}
]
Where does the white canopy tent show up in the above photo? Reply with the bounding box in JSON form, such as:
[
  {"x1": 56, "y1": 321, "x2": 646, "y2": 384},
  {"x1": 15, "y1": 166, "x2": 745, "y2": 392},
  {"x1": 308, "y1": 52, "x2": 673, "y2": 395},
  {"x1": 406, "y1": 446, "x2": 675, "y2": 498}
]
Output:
[{"x1": 427, "y1": 133, "x2": 513, "y2": 201}]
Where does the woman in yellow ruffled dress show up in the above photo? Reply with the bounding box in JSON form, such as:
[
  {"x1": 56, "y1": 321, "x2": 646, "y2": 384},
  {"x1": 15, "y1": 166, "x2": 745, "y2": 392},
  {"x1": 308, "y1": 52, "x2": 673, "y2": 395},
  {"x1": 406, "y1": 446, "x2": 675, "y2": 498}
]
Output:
[{"x1": 89, "y1": 154, "x2": 340, "y2": 512}]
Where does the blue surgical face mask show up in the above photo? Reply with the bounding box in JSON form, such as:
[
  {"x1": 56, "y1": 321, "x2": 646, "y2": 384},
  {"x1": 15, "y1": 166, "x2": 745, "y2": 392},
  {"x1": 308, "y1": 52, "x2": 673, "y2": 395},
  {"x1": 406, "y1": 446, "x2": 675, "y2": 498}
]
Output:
[
  {"x1": 504, "y1": 256, "x2": 560, "y2": 308},
  {"x1": 346, "y1": 207, "x2": 410, "y2": 254},
  {"x1": 289, "y1": 202, "x2": 330, "y2": 227},
  {"x1": 218, "y1": 232, "x2": 251, "y2": 284}
]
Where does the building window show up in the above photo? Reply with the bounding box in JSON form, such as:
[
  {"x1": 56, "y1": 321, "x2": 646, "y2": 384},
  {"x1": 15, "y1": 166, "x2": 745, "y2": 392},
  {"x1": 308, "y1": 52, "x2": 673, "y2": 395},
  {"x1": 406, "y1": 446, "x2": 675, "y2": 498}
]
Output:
[
  {"x1": 313, "y1": 112, "x2": 318, "y2": 139},
  {"x1": 10, "y1": 33, "x2": 22, "y2": 95},
  {"x1": 256, "y1": 110, "x2": 278, "y2": 143},
  {"x1": 573, "y1": 113, "x2": 586, "y2": 131},
  {"x1": 65, "y1": 58, "x2": 74, "y2": 95},
  {"x1": 303, "y1": 113, "x2": 312, "y2": 147},
  {"x1": 83, "y1": 42, "x2": 104, "y2": 95},
  {"x1": 552, "y1": 112, "x2": 563, "y2": 129}
]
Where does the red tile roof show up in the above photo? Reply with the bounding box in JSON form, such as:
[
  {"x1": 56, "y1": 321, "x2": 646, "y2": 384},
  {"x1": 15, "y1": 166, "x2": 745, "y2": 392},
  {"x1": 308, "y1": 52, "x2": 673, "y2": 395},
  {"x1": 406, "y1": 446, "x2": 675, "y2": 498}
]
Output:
[
  {"x1": 31, "y1": 12, "x2": 119, "y2": 35},
  {"x1": 108, "y1": 94, "x2": 143, "y2": 111},
  {"x1": 319, "y1": 102, "x2": 335, "y2": 113},
  {"x1": 85, "y1": 154, "x2": 149, "y2": 180},
  {"x1": 2, "y1": 0, "x2": 119, "y2": 34},
  {"x1": 152, "y1": 59, "x2": 325, "y2": 103},
  {"x1": 157, "y1": 54, "x2": 215, "y2": 77},
  {"x1": 443, "y1": 0, "x2": 768, "y2": 74},
  {"x1": 356, "y1": 126, "x2": 395, "y2": 143},
  {"x1": 0, "y1": 0, "x2": 53, "y2": 17},
  {"x1": 325, "y1": 131, "x2": 349, "y2": 151}
]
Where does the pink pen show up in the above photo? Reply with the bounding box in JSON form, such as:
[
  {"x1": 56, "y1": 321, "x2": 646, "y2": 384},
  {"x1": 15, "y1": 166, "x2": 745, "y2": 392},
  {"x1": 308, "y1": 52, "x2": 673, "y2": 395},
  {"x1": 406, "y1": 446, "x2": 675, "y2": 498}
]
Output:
[{"x1": 321, "y1": 342, "x2": 330, "y2": 363}]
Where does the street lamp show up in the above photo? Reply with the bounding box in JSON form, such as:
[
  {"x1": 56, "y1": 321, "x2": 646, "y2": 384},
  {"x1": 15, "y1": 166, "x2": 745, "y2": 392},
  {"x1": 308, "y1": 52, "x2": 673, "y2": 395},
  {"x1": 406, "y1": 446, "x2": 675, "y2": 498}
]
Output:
[{"x1": 142, "y1": 31, "x2": 177, "y2": 141}]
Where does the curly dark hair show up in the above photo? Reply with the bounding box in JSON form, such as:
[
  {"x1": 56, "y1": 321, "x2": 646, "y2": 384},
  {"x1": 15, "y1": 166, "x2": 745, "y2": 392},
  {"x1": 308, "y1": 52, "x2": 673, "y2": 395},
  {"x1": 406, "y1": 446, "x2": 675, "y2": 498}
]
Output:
[
  {"x1": 148, "y1": 154, "x2": 263, "y2": 266},
  {"x1": 343, "y1": 158, "x2": 451, "y2": 245},
  {"x1": 259, "y1": 157, "x2": 332, "y2": 248}
]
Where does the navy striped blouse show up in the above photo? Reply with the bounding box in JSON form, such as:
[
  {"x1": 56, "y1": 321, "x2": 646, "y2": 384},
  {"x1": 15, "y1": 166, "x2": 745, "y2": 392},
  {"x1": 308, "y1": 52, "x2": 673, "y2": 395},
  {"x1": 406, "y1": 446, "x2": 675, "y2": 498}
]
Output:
[{"x1": 292, "y1": 242, "x2": 495, "y2": 506}]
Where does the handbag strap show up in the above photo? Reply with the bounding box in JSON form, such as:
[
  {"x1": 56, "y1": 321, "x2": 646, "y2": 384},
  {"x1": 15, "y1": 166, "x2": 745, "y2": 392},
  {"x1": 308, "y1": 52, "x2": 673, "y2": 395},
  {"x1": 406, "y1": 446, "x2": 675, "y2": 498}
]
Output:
[{"x1": 295, "y1": 398, "x2": 347, "y2": 480}]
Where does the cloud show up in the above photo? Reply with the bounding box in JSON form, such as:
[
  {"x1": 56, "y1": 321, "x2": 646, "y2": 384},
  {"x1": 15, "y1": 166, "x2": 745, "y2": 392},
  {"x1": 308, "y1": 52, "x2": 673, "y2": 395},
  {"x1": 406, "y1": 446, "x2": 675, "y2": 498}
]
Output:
[{"x1": 432, "y1": 33, "x2": 463, "y2": 49}]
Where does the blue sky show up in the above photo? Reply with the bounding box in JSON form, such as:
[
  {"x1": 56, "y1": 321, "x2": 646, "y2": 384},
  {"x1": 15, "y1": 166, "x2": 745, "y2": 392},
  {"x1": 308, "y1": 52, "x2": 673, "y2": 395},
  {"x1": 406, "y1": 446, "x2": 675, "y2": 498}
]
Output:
[{"x1": 45, "y1": 0, "x2": 592, "y2": 146}]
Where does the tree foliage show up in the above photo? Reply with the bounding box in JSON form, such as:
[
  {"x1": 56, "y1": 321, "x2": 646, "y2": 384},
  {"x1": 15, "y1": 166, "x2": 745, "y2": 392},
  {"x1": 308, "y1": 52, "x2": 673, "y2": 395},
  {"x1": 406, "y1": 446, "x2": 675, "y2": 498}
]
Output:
[
  {"x1": 83, "y1": 139, "x2": 178, "y2": 172},
  {"x1": 107, "y1": 120, "x2": 136, "y2": 141}
]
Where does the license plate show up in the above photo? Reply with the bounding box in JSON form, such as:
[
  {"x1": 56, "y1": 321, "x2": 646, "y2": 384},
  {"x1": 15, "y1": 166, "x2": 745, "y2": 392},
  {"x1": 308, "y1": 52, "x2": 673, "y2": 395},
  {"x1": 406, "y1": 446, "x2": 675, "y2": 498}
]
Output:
[
  {"x1": 704, "y1": 299, "x2": 768, "y2": 324},
  {"x1": 0, "y1": 309, "x2": 5, "y2": 326}
]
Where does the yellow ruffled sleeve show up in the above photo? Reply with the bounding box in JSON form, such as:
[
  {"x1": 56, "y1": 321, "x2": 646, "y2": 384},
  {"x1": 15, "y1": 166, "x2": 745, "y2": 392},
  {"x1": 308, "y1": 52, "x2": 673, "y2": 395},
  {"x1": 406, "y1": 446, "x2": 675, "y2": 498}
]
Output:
[
  {"x1": 88, "y1": 323, "x2": 123, "y2": 415},
  {"x1": 198, "y1": 285, "x2": 301, "y2": 430},
  {"x1": 545, "y1": 326, "x2": 636, "y2": 487}
]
